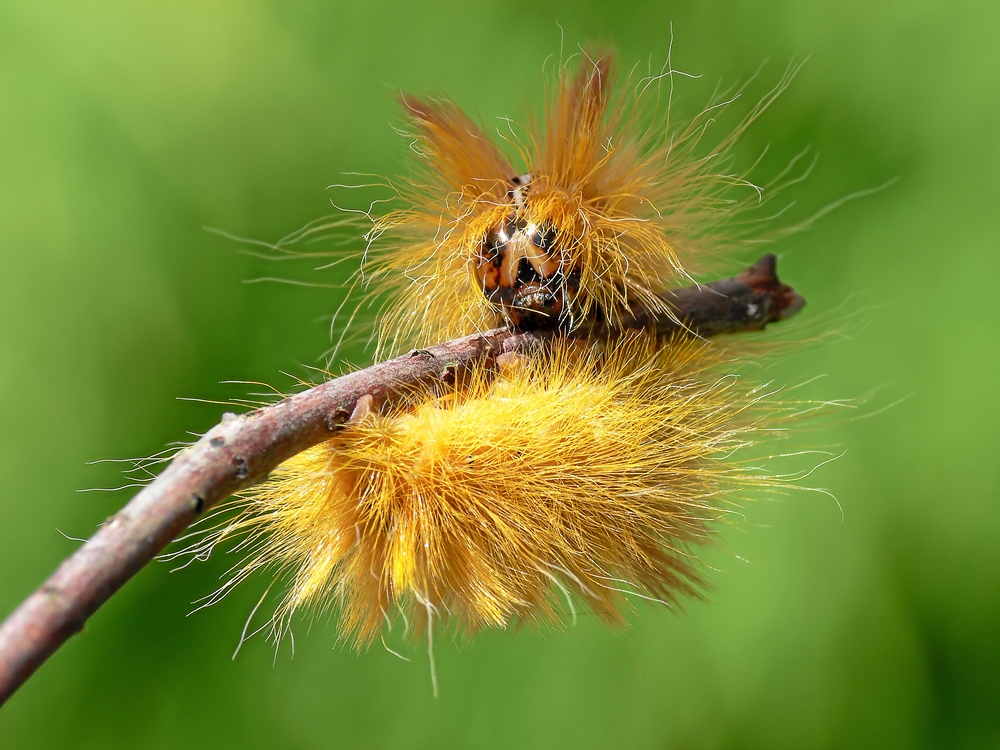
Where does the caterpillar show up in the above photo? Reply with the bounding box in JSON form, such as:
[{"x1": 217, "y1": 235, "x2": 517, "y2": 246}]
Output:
[{"x1": 192, "y1": 50, "x2": 811, "y2": 660}]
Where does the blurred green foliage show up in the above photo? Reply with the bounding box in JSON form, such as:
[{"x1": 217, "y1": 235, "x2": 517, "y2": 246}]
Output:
[{"x1": 1, "y1": 1, "x2": 998, "y2": 747}]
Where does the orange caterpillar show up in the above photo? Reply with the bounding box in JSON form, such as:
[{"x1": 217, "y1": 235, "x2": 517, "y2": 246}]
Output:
[{"x1": 196, "y1": 52, "x2": 807, "y2": 658}]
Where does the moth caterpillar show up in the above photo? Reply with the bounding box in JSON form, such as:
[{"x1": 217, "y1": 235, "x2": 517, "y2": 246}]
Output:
[{"x1": 193, "y1": 51, "x2": 810, "y2": 655}]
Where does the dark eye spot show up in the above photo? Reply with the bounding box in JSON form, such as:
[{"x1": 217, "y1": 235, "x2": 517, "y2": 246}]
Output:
[
  {"x1": 533, "y1": 224, "x2": 557, "y2": 251},
  {"x1": 516, "y1": 258, "x2": 538, "y2": 284}
]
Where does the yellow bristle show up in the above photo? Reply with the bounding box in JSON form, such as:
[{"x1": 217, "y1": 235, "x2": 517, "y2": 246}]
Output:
[
  {"x1": 206, "y1": 333, "x2": 777, "y2": 646},
  {"x1": 189, "y1": 50, "x2": 815, "y2": 667},
  {"x1": 367, "y1": 53, "x2": 795, "y2": 354}
]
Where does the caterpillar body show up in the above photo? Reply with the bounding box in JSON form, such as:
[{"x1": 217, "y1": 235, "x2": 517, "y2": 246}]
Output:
[{"x1": 196, "y1": 51, "x2": 810, "y2": 654}]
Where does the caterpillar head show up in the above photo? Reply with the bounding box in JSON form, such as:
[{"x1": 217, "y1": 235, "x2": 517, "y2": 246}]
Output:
[
  {"x1": 373, "y1": 52, "x2": 778, "y2": 350},
  {"x1": 469, "y1": 172, "x2": 582, "y2": 330}
]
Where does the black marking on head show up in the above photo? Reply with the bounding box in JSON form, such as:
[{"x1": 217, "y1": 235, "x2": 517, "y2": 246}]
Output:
[
  {"x1": 516, "y1": 258, "x2": 538, "y2": 284},
  {"x1": 508, "y1": 172, "x2": 533, "y2": 207},
  {"x1": 532, "y1": 224, "x2": 556, "y2": 251}
]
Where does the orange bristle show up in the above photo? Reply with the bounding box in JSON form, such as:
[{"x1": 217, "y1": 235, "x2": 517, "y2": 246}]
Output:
[{"x1": 368, "y1": 52, "x2": 794, "y2": 353}]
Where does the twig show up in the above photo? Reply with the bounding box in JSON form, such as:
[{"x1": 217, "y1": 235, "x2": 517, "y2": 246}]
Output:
[{"x1": 0, "y1": 254, "x2": 803, "y2": 706}]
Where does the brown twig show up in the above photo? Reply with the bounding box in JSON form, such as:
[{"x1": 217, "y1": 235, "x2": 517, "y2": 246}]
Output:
[{"x1": 0, "y1": 254, "x2": 803, "y2": 706}]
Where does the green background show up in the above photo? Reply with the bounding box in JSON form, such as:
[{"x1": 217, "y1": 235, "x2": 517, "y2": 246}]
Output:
[{"x1": 1, "y1": 1, "x2": 997, "y2": 747}]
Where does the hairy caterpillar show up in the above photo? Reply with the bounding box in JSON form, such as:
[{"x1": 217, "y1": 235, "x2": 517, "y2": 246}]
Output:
[{"x1": 192, "y1": 50, "x2": 812, "y2": 661}]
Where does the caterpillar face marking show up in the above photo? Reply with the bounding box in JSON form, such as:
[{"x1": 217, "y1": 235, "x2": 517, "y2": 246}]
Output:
[{"x1": 473, "y1": 173, "x2": 583, "y2": 330}]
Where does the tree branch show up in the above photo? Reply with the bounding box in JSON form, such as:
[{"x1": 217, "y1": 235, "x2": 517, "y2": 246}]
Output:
[{"x1": 0, "y1": 254, "x2": 803, "y2": 706}]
